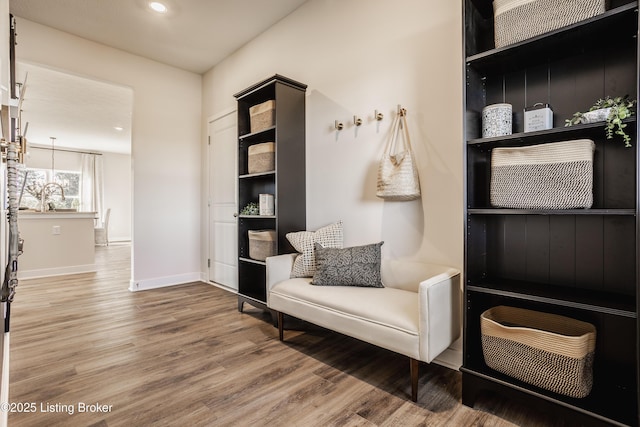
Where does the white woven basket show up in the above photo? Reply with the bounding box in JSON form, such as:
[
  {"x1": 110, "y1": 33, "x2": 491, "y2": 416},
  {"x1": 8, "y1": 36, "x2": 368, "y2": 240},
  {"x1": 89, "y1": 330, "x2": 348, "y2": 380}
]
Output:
[
  {"x1": 481, "y1": 306, "x2": 596, "y2": 398},
  {"x1": 494, "y1": 0, "x2": 607, "y2": 48},
  {"x1": 490, "y1": 139, "x2": 595, "y2": 209}
]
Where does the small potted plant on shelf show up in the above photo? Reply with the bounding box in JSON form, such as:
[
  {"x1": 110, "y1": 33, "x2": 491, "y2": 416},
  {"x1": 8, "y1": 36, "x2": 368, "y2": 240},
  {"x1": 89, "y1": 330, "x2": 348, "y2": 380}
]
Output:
[
  {"x1": 565, "y1": 95, "x2": 637, "y2": 147},
  {"x1": 240, "y1": 202, "x2": 259, "y2": 216}
]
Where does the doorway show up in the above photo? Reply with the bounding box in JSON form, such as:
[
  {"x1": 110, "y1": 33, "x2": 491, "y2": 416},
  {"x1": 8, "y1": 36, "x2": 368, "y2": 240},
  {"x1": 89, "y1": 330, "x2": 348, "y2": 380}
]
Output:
[{"x1": 15, "y1": 62, "x2": 133, "y2": 269}]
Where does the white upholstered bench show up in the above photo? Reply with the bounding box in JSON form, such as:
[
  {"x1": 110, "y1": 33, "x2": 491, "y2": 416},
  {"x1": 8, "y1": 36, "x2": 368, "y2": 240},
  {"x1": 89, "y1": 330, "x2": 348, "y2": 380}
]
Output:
[{"x1": 266, "y1": 253, "x2": 460, "y2": 401}]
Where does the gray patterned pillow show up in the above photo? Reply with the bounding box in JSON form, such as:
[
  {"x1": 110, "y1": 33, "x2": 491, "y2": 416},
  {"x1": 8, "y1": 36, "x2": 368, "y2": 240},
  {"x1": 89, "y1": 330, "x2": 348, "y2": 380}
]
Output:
[
  {"x1": 311, "y1": 242, "x2": 384, "y2": 288},
  {"x1": 286, "y1": 221, "x2": 343, "y2": 278}
]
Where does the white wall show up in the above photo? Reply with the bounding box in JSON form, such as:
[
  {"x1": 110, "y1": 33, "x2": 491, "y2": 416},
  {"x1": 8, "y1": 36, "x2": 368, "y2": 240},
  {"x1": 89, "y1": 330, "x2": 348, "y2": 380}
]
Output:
[
  {"x1": 26, "y1": 146, "x2": 81, "y2": 171},
  {"x1": 16, "y1": 18, "x2": 202, "y2": 290},
  {"x1": 202, "y1": 0, "x2": 463, "y2": 270},
  {"x1": 102, "y1": 152, "x2": 131, "y2": 242}
]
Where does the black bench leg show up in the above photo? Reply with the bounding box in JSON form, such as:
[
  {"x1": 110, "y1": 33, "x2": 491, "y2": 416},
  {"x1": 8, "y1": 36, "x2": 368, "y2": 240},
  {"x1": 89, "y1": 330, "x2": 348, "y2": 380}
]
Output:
[
  {"x1": 410, "y1": 358, "x2": 419, "y2": 402},
  {"x1": 277, "y1": 311, "x2": 284, "y2": 341}
]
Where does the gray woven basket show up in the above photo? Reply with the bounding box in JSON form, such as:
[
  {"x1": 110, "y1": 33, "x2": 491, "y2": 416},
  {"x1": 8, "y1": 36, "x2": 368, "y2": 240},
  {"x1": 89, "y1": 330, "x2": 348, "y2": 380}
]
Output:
[
  {"x1": 248, "y1": 142, "x2": 275, "y2": 174},
  {"x1": 248, "y1": 230, "x2": 276, "y2": 261},
  {"x1": 249, "y1": 100, "x2": 275, "y2": 133},
  {"x1": 490, "y1": 139, "x2": 595, "y2": 209},
  {"x1": 481, "y1": 306, "x2": 596, "y2": 398},
  {"x1": 494, "y1": 0, "x2": 607, "y2": 48}
]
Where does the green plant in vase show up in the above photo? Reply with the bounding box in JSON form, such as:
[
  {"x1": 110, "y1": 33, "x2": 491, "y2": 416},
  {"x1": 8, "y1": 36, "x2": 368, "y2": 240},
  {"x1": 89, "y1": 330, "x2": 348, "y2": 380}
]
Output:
[{"x1": 565, "y1": 96, "x2": 637, "y2": 147}]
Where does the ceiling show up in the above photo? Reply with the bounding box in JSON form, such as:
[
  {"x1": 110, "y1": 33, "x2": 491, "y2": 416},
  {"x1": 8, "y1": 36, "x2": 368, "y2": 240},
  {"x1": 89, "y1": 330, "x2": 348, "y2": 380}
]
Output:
[
  {"x1": 16, "y1": 62, "x2": 133, "y2": 155},
  {"x1": 9, "y1": 0, "x2": 309, "y2": 154},
  {"x1": 9, "y1": 0, "x2": 308, "y2": 74}
]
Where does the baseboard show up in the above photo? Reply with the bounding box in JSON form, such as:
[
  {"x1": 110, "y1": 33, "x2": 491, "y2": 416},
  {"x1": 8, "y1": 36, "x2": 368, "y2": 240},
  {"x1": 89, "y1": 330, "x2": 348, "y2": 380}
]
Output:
[
  {"x1": 18, "y1": 264, "x2": 97, "y2": 280},
  {"x1": 200, "y1": 271, "x2": 239, "y2": 294},
  {"x1": 109, "y1": 237, "x2": 131, "y2": 243},
  {"x1": 208, "y1": 280, "x2": 238, "y2": 294},
  {"x1": 129, "y1": 272, "x2": 202, "y2": 292}
]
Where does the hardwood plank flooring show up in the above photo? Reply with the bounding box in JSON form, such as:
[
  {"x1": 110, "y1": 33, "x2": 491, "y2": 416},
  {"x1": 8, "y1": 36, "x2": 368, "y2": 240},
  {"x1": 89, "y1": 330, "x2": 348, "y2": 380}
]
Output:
[{"x1": 6, "y1": 244, "x2": 576, "y2": 426}]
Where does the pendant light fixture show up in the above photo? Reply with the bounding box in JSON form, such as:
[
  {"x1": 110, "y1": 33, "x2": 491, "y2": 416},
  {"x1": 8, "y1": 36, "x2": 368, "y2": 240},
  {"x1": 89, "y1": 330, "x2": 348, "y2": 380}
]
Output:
[{"x1": 49, "y1": 136, "x2": 56, "y2": 180}]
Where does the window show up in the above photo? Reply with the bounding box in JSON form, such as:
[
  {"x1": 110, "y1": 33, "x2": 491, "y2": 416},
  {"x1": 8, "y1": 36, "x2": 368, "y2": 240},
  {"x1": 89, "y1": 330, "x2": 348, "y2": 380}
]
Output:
[{"x1": 18, "y1": 168, "x2": 81, "y2": 210}]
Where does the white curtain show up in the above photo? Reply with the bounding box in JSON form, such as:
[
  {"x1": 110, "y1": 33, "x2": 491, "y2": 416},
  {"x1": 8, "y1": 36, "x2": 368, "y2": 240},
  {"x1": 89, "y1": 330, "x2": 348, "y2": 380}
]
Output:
[{"x1": 81, "y1": 154, "x2": 104, "y2": 225}]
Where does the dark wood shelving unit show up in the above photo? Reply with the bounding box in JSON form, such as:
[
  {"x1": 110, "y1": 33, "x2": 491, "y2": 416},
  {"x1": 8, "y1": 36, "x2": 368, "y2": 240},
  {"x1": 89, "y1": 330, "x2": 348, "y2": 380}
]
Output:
[
  {"x1": 234, "y1": 75, "x2": 306, "y2": 313},
  {"x1": 462, "y1": 1, "x2": 639, "y2": 425}
]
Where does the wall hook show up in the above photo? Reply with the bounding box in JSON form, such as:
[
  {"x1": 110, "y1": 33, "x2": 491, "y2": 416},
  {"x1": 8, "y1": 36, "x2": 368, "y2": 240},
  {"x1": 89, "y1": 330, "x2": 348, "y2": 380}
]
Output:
[
  {"x1": 374, "y1": 110, "x2": 384, "y2": 121},
  {"x1": 353, "y1": 115, "x2": 363, "y2": 126},
  {"x1": 334, "y1": 120, "x2": 344, "y2": 131},
  {"x1": 397, "y1": 105, "x2": 407, "y2": 117}
]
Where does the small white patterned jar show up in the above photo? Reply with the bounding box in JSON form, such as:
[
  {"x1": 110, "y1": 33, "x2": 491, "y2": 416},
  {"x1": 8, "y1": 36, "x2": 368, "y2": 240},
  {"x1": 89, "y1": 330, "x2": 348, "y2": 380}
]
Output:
[{"x1": 482, "y1": 103, "x2": 513, "y2": 138}]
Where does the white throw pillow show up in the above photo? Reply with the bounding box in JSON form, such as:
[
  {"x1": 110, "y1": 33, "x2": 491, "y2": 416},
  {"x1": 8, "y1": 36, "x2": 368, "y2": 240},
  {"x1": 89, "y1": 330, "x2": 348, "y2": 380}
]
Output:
[{"x1": 286, "y1": 221, "x2": 343, "y2": 278}]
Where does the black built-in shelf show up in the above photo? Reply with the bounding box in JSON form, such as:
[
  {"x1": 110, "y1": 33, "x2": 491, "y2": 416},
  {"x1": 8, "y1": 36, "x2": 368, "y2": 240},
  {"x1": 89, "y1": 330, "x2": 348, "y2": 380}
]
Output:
[
  {"x1": 463, "y1": 1, "x2": 639, "y2": 425},
  {"x1": 234, "y1": 75, "x2": 306, "y2": 313}
]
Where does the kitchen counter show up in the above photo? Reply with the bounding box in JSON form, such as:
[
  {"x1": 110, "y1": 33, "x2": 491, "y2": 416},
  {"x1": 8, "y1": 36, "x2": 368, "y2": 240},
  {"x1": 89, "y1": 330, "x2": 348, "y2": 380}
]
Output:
[
  {"x1": 19, "y1": 211, "x2": 96, "y2": 219},
  {"x1": 18, "y1": 211, "x2": 97, "y2": 279}
]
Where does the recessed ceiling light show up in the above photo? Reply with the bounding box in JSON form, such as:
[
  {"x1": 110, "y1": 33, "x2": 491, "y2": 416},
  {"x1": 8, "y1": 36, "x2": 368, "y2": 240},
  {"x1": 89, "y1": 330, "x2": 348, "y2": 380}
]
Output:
[
  {"x1": 149, "y1": 2, "x2": 168, "y2": 13},
  {"x1": 114, "y1": 126, "x2": 124, "y2": 131}
]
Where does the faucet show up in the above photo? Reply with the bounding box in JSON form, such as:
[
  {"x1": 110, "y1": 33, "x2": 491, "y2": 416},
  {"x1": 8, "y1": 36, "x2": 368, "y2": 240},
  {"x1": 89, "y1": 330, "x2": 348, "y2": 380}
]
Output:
[{"x1": 40, "y1": 182, "x2": 66, "y2": 212}]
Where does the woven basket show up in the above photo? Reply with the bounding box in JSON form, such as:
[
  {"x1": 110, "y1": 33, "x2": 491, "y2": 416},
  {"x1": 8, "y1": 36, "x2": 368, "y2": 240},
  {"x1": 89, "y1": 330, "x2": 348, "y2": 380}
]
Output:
[
  {"x1": 494, "y1": 0, "x2": 607, "y2": 48},
  {"x1": 249, "y1": 100, "x2": 275, "y2": 133},
  {"x1": 248, "y1": 230, "x2": 276, "y2": 261},
  {"x1": 481, "y1": 306, "x2": 596, "y2": 398},
  {"x1": 490, "y1": 139, "x2": 595, "y2": 209},
  {"x1": 248, "y1": 142, "x2": 275, "y2": 174}
]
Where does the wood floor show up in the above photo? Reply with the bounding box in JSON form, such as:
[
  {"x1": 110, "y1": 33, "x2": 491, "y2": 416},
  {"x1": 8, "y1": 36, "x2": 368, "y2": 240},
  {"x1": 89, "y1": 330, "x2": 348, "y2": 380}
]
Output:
[{"x1": 6, "y1": 244, "x2": 577, "y2": 426}]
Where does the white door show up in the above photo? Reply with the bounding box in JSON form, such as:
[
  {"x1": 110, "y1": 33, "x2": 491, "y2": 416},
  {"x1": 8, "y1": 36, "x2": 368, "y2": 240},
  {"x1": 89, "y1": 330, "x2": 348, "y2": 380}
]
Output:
[{"x1": 208, "y1": 112, "x2": 238, "y2": 290}]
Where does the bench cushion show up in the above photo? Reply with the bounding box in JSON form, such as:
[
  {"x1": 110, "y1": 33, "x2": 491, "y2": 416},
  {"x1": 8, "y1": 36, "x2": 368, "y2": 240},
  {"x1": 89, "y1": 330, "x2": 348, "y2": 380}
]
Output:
[{"x1": 270, "y1": 278, "x2": 420, "y2": 358}]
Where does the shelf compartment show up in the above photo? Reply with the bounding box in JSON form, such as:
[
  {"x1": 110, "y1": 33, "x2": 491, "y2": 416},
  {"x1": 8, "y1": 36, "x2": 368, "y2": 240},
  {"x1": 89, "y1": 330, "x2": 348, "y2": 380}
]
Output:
[
  {"x1": 461, "y1": 368, "x2": 637, "y2": 427},
  {"x1": 237, "y1": 259, "x2": 267, "y2": 303},
  {"x1": 465, "y1": 31, "x2": 638, "y2": 137},
  {"x1": 467, "y1": 281, "x2": 636, "y2": 317},
  {"x1": 467, "y1": 136, "x2": 637, "y2": 210},
  {"x1": 237, "y1": 217, "x2": 277, "y2": 260},
  {"x1": 465, "y1": 2, "x2": 638, "y2": 71},
  {"x1": 467, "y1": 214, "x2": 637, "y2": 297},
  {"x1": 464, "y1": 290, "x2": 638, "y2": 426},
  {"x1": 238, "y1": 176, "x2": 275, "y2": 211},
  {"x1": 238, "y1": 131, "x2": 276, "y2": 176}
]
